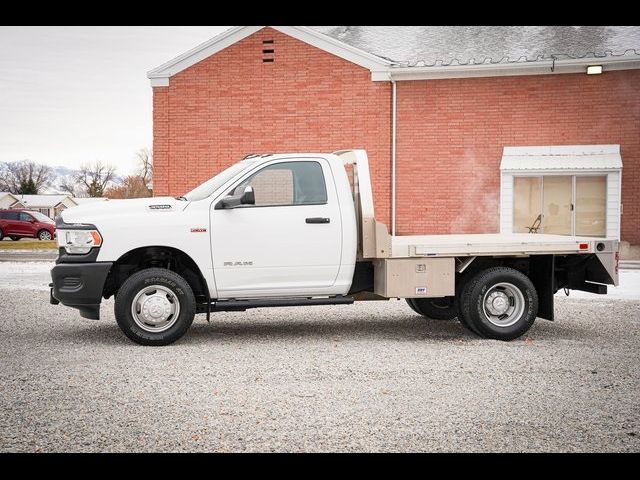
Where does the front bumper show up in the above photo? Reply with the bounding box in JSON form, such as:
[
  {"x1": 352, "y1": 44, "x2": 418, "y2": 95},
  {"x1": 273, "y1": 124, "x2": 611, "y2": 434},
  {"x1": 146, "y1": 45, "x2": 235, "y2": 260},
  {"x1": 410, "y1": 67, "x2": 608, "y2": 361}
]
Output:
[{"x1": 50, "y1": 262, "x2": 113, "y2": 320}]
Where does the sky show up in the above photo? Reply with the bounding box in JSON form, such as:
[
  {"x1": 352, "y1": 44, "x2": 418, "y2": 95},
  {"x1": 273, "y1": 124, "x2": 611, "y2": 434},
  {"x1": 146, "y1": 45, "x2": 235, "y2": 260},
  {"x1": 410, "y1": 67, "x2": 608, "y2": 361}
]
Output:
[{"x1": 0, "y1": 26, "x2": 232, "y2": 175}]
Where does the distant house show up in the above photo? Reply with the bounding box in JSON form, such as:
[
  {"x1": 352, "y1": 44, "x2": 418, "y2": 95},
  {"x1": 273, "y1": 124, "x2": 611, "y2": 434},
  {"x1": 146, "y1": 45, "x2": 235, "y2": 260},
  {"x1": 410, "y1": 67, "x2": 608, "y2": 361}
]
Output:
[
  {"x1": 14, "y1": 194, "x2": 78, "y2": 219},
  {"x1": 0, "y1": 192, "x2": 24, "y2": 209}
]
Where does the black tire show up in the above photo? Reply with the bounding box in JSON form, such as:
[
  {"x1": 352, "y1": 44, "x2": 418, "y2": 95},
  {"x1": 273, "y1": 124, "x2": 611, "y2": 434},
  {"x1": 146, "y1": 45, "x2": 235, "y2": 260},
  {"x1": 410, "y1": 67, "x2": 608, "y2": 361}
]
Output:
[
  {"x1": 0, "y1": 228, "x2": 3, "y2": 241},
  {"x1": 406, "y1": 297, "x2": 458, "y2": 320},
  {"x1": 114, "y1": 268, "x2": 196, "y2": 346},
  {"x1": 456, "y1": 277, "x2": 484, "y2": 337},
  {"x1": 406, "y1": 298, "x2": 421, "y2": 315},
  {"x1": 38, "y1": 230, "x2": 52, "y2": 241},
  {"x1": 458, "y1": 267, "x2": 538, "y2": 341}
]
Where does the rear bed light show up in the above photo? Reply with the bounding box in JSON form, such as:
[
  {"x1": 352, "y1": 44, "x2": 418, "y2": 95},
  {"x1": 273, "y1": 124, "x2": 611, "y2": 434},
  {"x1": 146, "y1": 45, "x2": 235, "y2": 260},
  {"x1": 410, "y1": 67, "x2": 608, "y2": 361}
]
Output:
[{"x1": 579, "y1": 243, "x2": 589, "y2": 250}]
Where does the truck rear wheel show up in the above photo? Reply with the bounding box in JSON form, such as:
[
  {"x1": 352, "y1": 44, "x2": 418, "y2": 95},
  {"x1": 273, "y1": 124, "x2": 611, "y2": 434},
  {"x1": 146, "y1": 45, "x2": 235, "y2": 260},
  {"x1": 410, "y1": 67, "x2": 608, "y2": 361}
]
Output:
[
  {"x1": 114, "y1": 268, "x2": 196, "y2": 346},
  {"x1": 406, "y1": 297, "x2": 457, "y2": 320},
  {"x1": 458, "y1": 267, "x2": 538, "y2": 341}
]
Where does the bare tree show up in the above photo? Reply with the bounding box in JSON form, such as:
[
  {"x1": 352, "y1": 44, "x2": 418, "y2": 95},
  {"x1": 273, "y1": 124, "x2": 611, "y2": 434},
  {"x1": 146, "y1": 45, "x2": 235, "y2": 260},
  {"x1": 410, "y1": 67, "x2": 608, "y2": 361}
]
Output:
[
  {"x1": 75, "y1": 161, "x2": 117, "y2": 198},
  {"x1": 58, "y1": 177, "x2": 81, "y2": 197},
  {"x1": 0, "y1": 160, "x2": 53, "y2": 194},
  {"x1": 101, "y1": 149, "x2": 153, "y2": 199},
  {"x1": 105, "y1": 176, "x2": 152, "y2": 199},
  {"x1": 136, "y1": 148, "x2": 153, "y2": 190}
]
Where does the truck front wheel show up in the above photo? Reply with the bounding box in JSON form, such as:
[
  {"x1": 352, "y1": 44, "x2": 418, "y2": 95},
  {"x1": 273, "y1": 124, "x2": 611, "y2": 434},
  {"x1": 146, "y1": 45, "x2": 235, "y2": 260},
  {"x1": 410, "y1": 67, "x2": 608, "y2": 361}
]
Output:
[
  {"x1": 406, "y1": 297, "x2": 457, "y2": 320},
  {"x1": 458, "y1": 267, "x2": 538, "y2": 341},
  {"x1": 114, "y1": 268, "x2": 196, "y2": 346}
]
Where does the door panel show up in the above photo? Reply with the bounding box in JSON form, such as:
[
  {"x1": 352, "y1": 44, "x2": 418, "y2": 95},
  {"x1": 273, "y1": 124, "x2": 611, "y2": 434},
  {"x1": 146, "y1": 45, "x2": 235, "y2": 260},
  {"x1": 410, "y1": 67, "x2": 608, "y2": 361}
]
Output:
[
  {"x1": 19, "y1": 212, "x2": 36, "y2": 236},
  {"x1": 542, "y1": 176, "x2": 573, "y2": 235},
  {"x1": 4, "y1": 211, "x2": 21, "y2": 235},
  {"x1": 513, "y1": 177, "x2": 542, "y2": 233},
  {"x1": 575, "y1": 176, "x2": 606, "y2": 237},
  {"x1": 211, "y1": 159, "x2": 342, "y2": 298}
]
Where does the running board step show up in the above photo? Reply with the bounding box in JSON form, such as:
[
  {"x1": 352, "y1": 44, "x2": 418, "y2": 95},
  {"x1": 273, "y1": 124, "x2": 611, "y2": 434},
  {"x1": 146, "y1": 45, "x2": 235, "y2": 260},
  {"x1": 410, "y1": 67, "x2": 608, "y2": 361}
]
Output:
[{"x1": 202, "y1": 296, "x2": 354, "y2": 313}]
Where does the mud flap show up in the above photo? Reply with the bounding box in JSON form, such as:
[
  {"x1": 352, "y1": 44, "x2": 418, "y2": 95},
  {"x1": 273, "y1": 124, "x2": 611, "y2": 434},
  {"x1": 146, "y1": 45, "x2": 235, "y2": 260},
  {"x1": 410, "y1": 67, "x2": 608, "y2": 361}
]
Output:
[
  {"x1": 530, "y1": 255, "x2": 554, "y2": 321},
  {"x1": 568, "y1": 255, "x2": 610, "y2": 295}
]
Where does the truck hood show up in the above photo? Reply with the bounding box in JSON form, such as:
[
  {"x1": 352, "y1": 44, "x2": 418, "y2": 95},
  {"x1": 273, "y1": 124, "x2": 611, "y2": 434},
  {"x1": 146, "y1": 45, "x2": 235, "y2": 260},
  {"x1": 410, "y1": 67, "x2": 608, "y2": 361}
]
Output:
[{"x1": 61, "y1": 197, "x2": 189, "y2": 225}]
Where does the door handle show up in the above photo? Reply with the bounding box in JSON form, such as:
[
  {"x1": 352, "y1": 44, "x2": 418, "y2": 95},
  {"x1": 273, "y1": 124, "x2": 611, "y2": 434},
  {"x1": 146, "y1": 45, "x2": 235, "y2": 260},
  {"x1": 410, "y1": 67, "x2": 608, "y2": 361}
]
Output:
[{"x1": 306, "y1": 217, "x2": 330, "y2": 224}]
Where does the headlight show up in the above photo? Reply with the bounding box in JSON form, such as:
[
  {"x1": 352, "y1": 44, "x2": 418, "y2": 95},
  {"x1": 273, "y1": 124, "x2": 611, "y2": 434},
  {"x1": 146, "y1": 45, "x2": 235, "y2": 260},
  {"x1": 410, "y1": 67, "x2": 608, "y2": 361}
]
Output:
[{"x1": 57, "y1": 229, "x2": 103, "y2": 254}]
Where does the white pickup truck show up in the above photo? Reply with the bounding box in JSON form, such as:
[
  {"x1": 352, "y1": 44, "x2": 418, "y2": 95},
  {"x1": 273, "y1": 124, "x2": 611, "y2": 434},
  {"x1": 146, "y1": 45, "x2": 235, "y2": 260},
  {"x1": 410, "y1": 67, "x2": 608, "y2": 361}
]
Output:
[{"x1": 50, "y1": 150, "x2": 619, "y2": 346}]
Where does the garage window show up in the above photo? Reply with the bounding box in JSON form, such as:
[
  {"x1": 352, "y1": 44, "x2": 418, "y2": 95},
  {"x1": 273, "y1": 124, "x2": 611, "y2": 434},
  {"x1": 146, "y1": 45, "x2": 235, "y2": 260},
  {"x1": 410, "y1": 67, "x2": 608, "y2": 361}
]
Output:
[
  {"x1": 501, "y1": 145, "x2": 622, "y2": 239},
  {"x1": 513, "y1": 175, "x2": 607, "y2": 236}
]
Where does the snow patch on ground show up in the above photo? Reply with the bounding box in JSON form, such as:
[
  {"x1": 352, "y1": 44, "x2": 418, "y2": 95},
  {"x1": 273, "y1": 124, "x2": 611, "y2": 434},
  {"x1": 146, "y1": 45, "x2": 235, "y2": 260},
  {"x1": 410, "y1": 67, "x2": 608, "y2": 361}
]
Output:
[
  {"x1": 560, "y1": 269, "x2": 640, "y2": 301},
  {"x1": 0, "y1": 262, "x2": 54, "y2": 291}
]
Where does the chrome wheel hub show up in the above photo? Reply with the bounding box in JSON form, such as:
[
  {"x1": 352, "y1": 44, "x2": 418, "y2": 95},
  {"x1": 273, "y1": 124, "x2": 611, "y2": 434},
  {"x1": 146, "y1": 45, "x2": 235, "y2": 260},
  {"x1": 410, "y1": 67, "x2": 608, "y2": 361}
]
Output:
[
  {"x1": 485, "y1": 291, "x2": 510, "y2": 316},
  {"x1": 481, "y1": 283, "x2": 525, "y2": 328},
  {"x1": 131, "y1": 285, "x2": 180, "y2": 333}
]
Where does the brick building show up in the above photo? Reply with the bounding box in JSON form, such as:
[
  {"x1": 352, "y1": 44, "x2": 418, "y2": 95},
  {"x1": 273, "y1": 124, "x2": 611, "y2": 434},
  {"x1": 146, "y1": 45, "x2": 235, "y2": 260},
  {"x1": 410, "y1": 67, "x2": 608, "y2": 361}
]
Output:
[{"x1": 148, "y1": 26, "x2": 640, "y2": 252}]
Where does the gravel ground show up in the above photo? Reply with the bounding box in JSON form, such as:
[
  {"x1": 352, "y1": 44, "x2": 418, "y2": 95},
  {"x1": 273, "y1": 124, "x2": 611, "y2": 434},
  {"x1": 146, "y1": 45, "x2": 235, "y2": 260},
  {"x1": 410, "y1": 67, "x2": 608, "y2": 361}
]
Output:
[{"x1": 0, "y1": 277, "x2": 639, "y2": 452}]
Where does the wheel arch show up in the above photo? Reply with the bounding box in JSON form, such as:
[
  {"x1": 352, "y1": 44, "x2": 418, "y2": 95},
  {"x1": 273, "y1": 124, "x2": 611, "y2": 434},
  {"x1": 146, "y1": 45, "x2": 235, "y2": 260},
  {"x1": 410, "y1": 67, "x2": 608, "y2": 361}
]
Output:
[{"x1": 103, "y1": 245, "x2": 209, "y2": 304}]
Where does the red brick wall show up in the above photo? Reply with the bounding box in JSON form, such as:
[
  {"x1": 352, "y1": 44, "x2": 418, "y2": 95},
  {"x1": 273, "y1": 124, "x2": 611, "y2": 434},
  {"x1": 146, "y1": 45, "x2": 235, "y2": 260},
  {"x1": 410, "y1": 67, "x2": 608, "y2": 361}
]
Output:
[
  {"x1": 152, "y1": 87, "x2": 169, "y2": 195},
  {"x1": 395, "y1": 71, "x2": 640, "y2": 244},
  {"x1": 153, "y1": 28, "x2": 640, "y2": 244},
  {"x1": 153, "y1": 27, "x2": 392, "y2": 226}
]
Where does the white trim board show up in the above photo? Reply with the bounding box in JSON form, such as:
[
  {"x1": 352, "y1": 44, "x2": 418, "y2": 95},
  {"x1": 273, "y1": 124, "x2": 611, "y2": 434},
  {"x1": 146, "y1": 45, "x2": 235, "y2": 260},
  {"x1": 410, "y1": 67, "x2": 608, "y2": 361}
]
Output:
[
  {"x1": 147, "y1": 26, "x2": 392, "y2": 84},
  {"x1": 376, "y1": 55, "x2": 640, "y2": 81}
]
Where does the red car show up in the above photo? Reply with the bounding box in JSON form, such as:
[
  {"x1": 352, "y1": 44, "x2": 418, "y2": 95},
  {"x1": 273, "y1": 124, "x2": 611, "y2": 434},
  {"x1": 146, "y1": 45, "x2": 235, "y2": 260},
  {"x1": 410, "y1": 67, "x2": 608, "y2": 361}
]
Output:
[{"x1": 0, "y1": 209, "x2": 56, "y2": 241}]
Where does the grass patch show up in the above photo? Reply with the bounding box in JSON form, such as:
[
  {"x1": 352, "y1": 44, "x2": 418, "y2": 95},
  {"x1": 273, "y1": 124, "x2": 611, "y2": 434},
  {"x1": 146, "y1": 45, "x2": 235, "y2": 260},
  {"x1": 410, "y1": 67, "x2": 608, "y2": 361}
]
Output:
[{"x1": 0, "y1": 240, "x2": 57, "y2": 250}]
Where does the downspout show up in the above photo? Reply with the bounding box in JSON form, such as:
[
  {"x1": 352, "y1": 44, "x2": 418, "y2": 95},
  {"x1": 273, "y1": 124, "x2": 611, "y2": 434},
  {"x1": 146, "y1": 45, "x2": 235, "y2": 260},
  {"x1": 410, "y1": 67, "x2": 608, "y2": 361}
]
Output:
[{"x1": 390, "y1": 75, "x2": 397, "y2": 237}]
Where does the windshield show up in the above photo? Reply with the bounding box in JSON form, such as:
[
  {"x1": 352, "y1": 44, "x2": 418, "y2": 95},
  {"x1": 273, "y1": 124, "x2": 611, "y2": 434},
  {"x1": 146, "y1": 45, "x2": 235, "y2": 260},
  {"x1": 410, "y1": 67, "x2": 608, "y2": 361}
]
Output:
[
  {"x1": 181, "y1": 161, "x2": 257, "y2": 202},
  {"x1": 29, "y1": 211, "x2": 54, "y2": 224}
]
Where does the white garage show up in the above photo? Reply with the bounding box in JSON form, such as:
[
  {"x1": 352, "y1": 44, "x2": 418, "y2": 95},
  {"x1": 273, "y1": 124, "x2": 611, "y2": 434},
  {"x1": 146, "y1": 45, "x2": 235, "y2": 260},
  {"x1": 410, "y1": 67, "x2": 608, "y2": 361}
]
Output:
[{"x1": 500, "y1": 145, "x2": 622, "y2": 239}]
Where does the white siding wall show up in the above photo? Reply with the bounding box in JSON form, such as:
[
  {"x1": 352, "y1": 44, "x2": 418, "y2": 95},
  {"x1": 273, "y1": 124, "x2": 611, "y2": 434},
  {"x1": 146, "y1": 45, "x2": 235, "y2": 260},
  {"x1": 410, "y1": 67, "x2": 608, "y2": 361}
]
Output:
[
  {"x1": 606, "y1": 171, "x2": 621, "y2": 239},
  {"x1": 0, "y1": 196, "x2": 15, "y2": 209},
  {"x1": 500, "y1": 174, "x2": 514, "y2": 234}
]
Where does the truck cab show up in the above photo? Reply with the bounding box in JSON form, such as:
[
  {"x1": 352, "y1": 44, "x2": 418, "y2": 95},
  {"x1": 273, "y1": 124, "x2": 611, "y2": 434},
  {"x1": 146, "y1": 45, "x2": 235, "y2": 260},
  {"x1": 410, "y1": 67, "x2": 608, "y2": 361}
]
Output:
[{"x1": 51, "y1": 150, "x2": 618, "y2": 346}]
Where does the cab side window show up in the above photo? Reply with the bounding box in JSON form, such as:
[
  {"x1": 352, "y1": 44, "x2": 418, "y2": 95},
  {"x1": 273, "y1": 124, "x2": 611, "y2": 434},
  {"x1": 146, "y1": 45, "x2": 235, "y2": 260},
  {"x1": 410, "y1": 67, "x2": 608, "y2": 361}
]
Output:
[
  {"x1": 19, "y1": 212, "x2": 33, "y2": 222},
  {"x1": 234, "y1": 161, "x2": 327, "y2": 207}
]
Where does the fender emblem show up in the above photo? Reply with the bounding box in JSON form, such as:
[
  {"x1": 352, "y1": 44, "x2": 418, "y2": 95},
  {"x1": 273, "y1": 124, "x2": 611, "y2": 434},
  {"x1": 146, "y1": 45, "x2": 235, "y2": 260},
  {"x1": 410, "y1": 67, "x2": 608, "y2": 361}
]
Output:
[{"x1": 191, "y1": 228, "x2": 207, "y2": 233}]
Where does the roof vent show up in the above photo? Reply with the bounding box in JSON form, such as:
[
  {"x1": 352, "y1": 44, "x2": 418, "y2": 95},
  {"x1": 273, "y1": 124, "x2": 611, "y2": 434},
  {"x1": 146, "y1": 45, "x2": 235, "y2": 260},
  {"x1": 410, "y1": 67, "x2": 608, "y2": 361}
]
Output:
[{"x1": 262, "y1": 40, "x2": 274, "y2": 63}]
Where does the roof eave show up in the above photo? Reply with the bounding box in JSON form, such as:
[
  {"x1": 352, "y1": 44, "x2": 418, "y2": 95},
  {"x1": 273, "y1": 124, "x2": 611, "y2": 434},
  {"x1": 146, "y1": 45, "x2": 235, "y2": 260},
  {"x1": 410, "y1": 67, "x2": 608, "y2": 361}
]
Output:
[
  {"x1": 148, "y1": 26, "x2": 640, "y2": 85},
  {"x1": 147, "y1": 26, "x2": 263, "y2": 81},
  {"x1": 376, "y1": 55, "x2": 640, "y2": 81}
]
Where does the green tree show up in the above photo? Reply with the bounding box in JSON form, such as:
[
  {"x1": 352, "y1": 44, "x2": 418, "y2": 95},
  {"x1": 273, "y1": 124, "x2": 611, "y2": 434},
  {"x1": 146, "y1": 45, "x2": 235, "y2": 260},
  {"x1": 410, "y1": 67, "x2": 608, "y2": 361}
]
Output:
[{"x1": 18, "y1": 178, "x2": 38, "y2": 194}]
